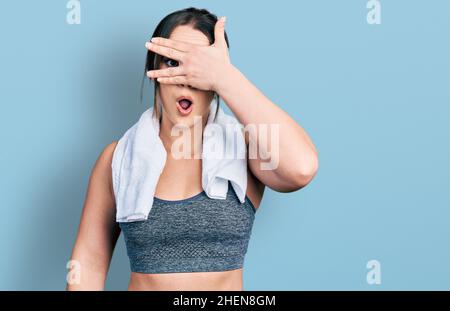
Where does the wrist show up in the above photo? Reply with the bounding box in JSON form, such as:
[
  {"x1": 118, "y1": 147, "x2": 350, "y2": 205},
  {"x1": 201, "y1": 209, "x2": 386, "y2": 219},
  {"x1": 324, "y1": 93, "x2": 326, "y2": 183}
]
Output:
[{"x1": 213, "y1": 62, "x2": 238, "y2": 95}]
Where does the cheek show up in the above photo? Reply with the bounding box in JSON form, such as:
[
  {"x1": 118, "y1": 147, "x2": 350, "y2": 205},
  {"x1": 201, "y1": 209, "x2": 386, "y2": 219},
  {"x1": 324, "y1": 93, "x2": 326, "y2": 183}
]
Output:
[
  {"x1": 194, "y1": 96, "x2": 214, "y2": 115},
  {"x1": 158, "y1": 85, "x2": 176, "y2": 108},
  {"x1": 199, "y1": 92, "x2": 215, "y2": 108}
]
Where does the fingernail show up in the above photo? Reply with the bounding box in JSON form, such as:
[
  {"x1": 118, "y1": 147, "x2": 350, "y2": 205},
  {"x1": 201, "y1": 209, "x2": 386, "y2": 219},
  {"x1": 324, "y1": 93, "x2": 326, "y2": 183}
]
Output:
[
  {"x1": 151, "y1": 37, "x2": 157, "y2": 43},
  {"x1": 222, "y1": 16, "x2": 226, "y2": 23},
  {"x1": 145, "y1": 42, "x2": 151, "y2": 48}
]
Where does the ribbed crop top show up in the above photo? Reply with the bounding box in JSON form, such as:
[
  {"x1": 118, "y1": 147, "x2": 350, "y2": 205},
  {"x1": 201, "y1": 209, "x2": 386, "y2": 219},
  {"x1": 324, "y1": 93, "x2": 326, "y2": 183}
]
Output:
[{"x1": 118, "y1": 181, "x2": 257, "y2": 274}]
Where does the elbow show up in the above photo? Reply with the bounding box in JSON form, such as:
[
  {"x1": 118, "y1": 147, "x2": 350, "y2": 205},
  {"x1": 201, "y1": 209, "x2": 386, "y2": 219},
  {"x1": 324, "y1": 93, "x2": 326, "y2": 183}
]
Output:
[{"x1": 290, "y1": 153, "x2": 319, "y2": 190}]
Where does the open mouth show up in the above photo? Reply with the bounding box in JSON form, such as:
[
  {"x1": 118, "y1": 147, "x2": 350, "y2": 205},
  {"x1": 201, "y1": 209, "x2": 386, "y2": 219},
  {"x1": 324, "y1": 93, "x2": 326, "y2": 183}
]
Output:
[
  {"x1": 176, "y1": 96, "x2": 194, "y2": 115},
  {"x1": 178, "y1": 98, "x2": 192, "y2": 109}
]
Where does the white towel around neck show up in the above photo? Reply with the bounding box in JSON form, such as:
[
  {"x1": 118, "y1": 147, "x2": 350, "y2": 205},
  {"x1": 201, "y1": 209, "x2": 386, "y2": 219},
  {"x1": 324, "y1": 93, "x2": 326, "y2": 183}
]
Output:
[{"x1": 111, "y1": 97, "x2": 248, "y2": 222}]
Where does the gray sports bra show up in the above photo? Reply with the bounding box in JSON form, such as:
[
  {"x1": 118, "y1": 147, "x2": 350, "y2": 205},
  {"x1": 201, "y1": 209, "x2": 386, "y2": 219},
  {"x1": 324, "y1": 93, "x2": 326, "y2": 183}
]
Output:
[{"x1": 119, "y1": 181, "x2": 257, "y2": 274}]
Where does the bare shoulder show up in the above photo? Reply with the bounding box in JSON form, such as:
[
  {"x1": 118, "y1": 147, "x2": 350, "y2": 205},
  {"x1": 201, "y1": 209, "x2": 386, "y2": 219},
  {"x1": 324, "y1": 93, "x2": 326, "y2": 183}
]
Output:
[
  {"x1": 101, "y1": 141, "x2": 118, "y2": 167},
  {"x1": 94, "y1": 141, "x2": 118, "y2": 175},
  {"x1": 89, "y1": 141, "x2": 118, "y2": 202}
]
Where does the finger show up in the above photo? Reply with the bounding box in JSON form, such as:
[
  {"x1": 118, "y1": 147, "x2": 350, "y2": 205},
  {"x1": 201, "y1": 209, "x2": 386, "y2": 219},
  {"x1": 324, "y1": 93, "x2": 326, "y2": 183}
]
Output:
[
  {"x1": 213, "y1": 16, "x2": 227, "y2": 48},
  {"x1": 147, "y1": 66, "x2": 185, "y2": 79},
  {"x1": 145, "y1": 42, "x2": 184, "y2": 61},
  {"x1": 150, "y1": 37, "x2": 192, "y2": 52},
  {"x1": 156, "y1": 76, "x2": 189, "y2": 85}
]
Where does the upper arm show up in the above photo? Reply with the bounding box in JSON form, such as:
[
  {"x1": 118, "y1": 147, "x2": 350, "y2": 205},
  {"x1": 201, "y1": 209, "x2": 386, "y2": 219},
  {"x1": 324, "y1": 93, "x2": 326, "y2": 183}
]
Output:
[
  {"x1": 242, "y1": 123, "x2": 315, "y2": 193},
  {"x1": 67, "y1": 141, "x2": 120, "y2": 290}
]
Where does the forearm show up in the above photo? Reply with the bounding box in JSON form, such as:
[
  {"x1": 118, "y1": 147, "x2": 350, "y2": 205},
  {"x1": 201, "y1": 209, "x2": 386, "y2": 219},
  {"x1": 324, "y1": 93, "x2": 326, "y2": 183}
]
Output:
[
  {"x1": 216, "y1": 65, "x2": 318, "y2": 182},
  {"x1": 66, "y1": 241, "x2": 111, "y2": 290},
  {"x1": 66, "y1": 216, "x2": 118, "y2": 291}
]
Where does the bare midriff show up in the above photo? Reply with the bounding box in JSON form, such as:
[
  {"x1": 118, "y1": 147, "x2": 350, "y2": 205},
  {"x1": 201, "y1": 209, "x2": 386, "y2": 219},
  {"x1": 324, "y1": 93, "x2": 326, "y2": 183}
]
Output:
[{"x1": 127, "y1": 268, "x2": 244, "y2": 291}]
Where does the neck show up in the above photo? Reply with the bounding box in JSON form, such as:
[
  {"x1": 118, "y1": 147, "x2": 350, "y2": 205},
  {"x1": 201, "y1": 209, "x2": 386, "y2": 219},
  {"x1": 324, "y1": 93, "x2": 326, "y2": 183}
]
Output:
[{"x1": 159, "y1": 112, "x2": 210, "y2": 160}]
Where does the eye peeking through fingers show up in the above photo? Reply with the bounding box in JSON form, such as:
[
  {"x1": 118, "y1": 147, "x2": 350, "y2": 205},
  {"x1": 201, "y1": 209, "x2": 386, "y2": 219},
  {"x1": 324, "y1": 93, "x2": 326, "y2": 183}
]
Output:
[{"x1": 162, "y1": 56, "x2": 179, "y2": 67}]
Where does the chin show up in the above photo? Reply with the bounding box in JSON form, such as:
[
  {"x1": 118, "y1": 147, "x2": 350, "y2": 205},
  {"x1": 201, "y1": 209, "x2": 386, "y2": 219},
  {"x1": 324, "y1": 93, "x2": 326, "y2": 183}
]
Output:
[{"x1": 175, "y1": 113, "x2": 205, "y2": 128}]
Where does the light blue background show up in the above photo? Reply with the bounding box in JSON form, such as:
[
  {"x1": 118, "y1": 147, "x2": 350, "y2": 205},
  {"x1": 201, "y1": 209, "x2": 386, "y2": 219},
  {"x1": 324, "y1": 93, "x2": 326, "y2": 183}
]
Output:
[{"x1": 0, "y1": 0, "x2": 449, "y2": 290}]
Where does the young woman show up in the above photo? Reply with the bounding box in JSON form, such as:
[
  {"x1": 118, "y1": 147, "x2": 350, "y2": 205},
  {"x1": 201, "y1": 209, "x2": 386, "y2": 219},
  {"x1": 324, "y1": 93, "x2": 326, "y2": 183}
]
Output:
[{"x1": 67, "y1": 7, "x2": 318, "y2": 291}]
